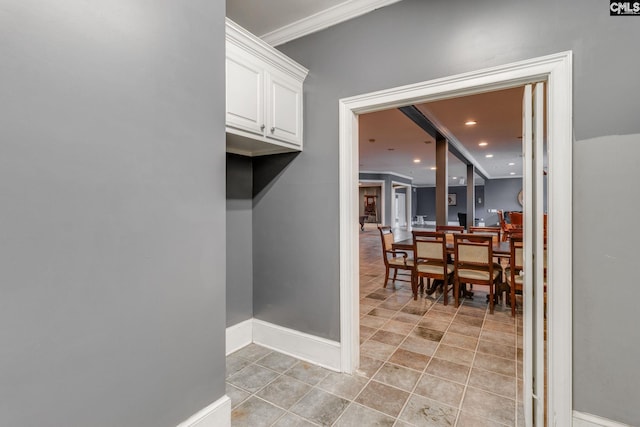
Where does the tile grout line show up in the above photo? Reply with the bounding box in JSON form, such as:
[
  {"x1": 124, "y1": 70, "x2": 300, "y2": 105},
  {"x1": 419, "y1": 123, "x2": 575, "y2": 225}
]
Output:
[
  {"x1": 391, "y1": 286, "x2": 467, "y2": 425},
  {"x1": 229, "y1": 347, "x2": 334, "y2": 427},
  {"x1": 453, "y1": 297, "x2": 489, "y2": 427},
  {"x1": 354, "y1": 289, "x2": 419, "y2": 425}
]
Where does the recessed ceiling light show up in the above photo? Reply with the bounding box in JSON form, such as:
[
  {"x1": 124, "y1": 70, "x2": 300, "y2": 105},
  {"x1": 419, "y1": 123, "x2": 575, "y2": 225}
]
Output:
[
  {"x1": 510, "y1": 172, "x2": 516, "y2": 175},
  {"x1": 508, "y1": 162, "x2": 515, "y2": 166},
  {"x1": 485, "y1": 154, "x2": 494, "y2": 158},
  {"x1": 465, "y1": 120, "x2": 477, "y2": 126},
  {"x1": 413, "y1": 158, "x2": 421, "y2": 163},
  {"x1": 430, "y1": 167, "x2": 436, "y2": 170},
  {"x1": 478, "y1": 142, "x2": 488, "y2": 147}
]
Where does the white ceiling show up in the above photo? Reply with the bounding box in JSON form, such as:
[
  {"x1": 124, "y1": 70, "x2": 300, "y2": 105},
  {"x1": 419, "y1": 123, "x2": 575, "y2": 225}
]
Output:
[
  {"x1": 359, "y1": 87, "x2": 526, "y2": 186},
  {"x1": 226, "y1": 1, "x2": 528, "y2": 187}
]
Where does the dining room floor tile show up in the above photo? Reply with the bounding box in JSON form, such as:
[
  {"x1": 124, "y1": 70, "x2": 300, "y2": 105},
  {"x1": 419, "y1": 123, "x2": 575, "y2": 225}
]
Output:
[{"x1": 226, "y1": 224, "x2": 527, "y2": 426}]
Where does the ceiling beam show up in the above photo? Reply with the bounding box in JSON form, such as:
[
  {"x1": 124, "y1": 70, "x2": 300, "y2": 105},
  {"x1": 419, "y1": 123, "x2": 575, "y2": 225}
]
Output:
[{"x1": 398, "y1": 105, "x2": 489, "y2": 181}]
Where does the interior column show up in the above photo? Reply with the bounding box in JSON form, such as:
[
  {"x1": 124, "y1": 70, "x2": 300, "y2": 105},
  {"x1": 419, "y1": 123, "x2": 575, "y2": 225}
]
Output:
[
  {"x1": 466, "y1": 164, "x2": 475, "y2": 229},
  {"x1": 435, "y1": 135, "x2": 448, "y2": 226}
]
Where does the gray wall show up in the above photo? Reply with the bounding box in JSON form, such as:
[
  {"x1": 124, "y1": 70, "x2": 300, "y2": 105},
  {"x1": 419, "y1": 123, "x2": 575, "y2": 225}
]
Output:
[
  {"x1": 227, "y1": 154, "x2": 253, "y2": 327},
  {"x1": 573, "y1": 134, "x2": 640, "y2": 422},
  {"x1": 269, "y1": 0, "x2": 640, "y2": 423},
  {"x1": 415, "y1": 187, "x2": 436, "y2": 220},
  {"x1": 415, "y1": 185, "x2": 484, "y2": 224},
  {"x1": 0, "y1": 2, "x2": 227, "y2": 426},
  {"x1": 484, "y1": 178, "x2": 525, "y2": 226}
]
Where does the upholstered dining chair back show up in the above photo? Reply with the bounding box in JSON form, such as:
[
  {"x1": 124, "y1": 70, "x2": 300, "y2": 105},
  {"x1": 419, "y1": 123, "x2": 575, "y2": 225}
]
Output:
[
  {"x1": 454, "y1": 234, "x2": 502, "y2": 314},
  {"x1": 469, "y1": 226, "x2": 501, "y2": 245},
  {"x1": 413, "y1": 231, "x2": 454, "y2": 305}
]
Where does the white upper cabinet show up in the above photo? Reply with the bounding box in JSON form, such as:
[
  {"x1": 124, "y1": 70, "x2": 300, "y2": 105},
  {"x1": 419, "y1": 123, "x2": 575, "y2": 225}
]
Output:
[{"x1": 226, "y1": 19, "x2": 308, "y2": 157}]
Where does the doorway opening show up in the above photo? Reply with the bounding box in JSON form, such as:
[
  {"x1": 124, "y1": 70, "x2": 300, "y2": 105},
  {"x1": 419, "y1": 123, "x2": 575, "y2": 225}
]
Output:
[
  {"x1": 339, "y1": 52, "x2": 572, "y2": 426},
  {"x1": 393, "y1": 182, "x2": 412, "y2": 229}
]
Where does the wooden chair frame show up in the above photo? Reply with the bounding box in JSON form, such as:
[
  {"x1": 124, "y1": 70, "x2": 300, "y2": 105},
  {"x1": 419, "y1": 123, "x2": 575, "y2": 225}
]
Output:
[
  {"x1": 468, "y1": 226, "x2": 502, "y2": 243},
  {"x1": 378, "y1": 226, "x2": 414, "y2": 295},
  {"x1": 507, "y1": 235, "x2": 524, "y2": 317},
  {"x1": 454, "y1": 234, "x2": 503, "y2": 313},
  {"x1": 413, "y1": 231, "x2": 455, "y2": 305},
  {"x1": 436, "y1": 225, "x2": 465, "y2": 234}
]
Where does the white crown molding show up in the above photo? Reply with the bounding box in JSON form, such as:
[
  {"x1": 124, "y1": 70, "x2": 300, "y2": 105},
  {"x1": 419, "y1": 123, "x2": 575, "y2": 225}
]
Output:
[
  {"x1": 489, "y1": 174, "x2": 523, "y2": 180},
  {"x1": 226, "y1": 18, "x2": 308, "y2": 81},
  {"x1": 359, "y1": 170, "x2": 414, "y2": 181},
  {"x1": 261, "y1": 0, "x2": 403, "y2": 46}
]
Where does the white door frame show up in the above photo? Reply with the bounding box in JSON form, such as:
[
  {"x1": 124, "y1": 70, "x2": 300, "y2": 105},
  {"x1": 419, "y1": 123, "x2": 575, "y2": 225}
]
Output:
[
  {"x1": 338, "y1": 51, "x2": 572, "y2": 426},
  {"x1": 391, "y1": 180, "x2": 412, "y2": 229}
]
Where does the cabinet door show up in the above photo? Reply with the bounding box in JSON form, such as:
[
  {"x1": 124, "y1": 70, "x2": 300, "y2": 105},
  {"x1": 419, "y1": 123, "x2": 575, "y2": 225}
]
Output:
[
  {"x1": 226, "y1": 47, "x2": 264, "y2": 136},
  {"x1": 265, "y1": 71, "x2": 302, "y2": 147}
]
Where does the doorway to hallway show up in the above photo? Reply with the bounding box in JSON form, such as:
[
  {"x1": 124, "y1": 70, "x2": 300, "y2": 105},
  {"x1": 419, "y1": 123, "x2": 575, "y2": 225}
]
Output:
[
  {"x1": 339, "y1": 52, "x2": 573, "y2": 426},
  {"x1": 395, "y1": 192, "x2": 406, "y2": 227}
]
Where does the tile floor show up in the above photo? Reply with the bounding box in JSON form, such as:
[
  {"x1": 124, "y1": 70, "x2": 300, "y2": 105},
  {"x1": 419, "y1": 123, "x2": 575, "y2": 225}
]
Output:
[{"x1": 227, "y1": 224, "x2": 524, "y2": 426}]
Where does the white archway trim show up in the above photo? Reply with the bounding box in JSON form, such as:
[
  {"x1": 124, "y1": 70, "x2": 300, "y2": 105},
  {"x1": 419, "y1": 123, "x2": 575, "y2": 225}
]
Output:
[{"x1": 338, "y1": 51, "x2": 573, "y2": 426}]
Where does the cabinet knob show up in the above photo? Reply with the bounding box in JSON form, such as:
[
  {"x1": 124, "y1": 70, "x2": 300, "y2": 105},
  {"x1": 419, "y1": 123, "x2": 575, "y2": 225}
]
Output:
[
  {"x1": 270, "y1": 127, "x2": 275, "y2": 133},
  {"x1": 260, "y1": 124, "x2": 265, "y2": 131}
]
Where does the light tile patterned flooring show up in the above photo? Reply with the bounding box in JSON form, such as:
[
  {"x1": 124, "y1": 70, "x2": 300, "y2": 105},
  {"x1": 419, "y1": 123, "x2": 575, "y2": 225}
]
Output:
[{"x1": 227, "y1": 224, "x2": 524, "y2": 426}]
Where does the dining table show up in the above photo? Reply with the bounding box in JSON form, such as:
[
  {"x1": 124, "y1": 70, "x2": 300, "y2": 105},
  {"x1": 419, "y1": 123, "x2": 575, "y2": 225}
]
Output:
[
  {"x1": 392, "y1": 236, "x2": 511, "y2": 257},
  {"x1": 392, "y1": 234, "x2": 512, "y2": 308}
]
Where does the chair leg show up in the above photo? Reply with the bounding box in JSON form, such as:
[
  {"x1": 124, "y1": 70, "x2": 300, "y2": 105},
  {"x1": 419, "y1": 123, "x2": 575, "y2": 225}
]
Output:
[
  {"x1": 412, "y1": 271, "x2": 418, "y2": 300},
  {"x1": 489, "y1": 284, "x2": 494, "y2": 314},
  {"x1": 383, "y1": 267, "x2": 389, "y2": 288},
  {"x1": 392, "y1": 268, "x2": 398, "y2": 285},
  {"x1": 443, "y1": 276, "x2": 448, "y2": 306},
  {"x1": 454, "y1": 277, "x2": 460, "y2": 307}
]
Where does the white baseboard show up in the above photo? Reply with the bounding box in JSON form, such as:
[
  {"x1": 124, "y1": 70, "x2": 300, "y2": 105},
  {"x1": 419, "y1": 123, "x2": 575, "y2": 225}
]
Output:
[
  {"x1": 252, "y1": 319, "x2": 341, "y2": 371},
  {"x1": 225, "y1": 318, "x2": 253, "y2": 356},
  {"x1": 226, "y1": 318, "x2": 341, "y2": 371},
  {"x1": 177, "y1": 395, "x2": 231, "y2": 427},
  {"x1": 573, "y1": 411, "x2": 632, "y2": 427}
]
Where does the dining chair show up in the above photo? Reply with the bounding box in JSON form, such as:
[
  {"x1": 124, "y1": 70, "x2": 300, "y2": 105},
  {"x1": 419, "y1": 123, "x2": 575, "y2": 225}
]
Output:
[
  {"x1": 469, "y1": 226, "x2": 504, "y2": 277},
  {"x1": 413, "y1": 231, "x2": 455, "y2": 305},
  {"x1": 468, "y1": 226, "x2": 502, "y2": 244},
  {"x1": 436, "y1": 225, "x2": 465, "y2": 233},
  {"x1": 509, "y1": 211, "x2": 523, "y2": 227},
  {"x1": 506, "y1": 235, "x2": 524, "y2": 317},
  {"x1": 378, "y1": 226, "x2": 415, "y2": 295},
  {"x1": 497, "y1": 210, "x2": 511, "y2": 241},
  {"x1": 454, "y1": 234, "x2": 503, "y2": 313}
]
